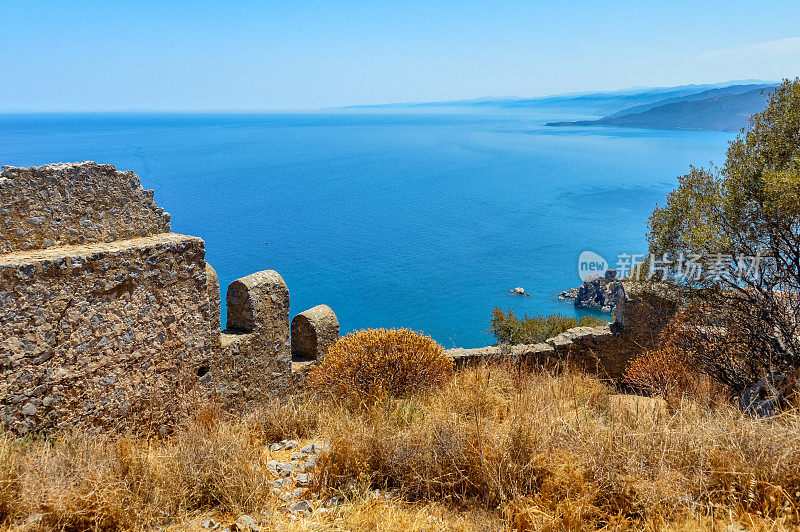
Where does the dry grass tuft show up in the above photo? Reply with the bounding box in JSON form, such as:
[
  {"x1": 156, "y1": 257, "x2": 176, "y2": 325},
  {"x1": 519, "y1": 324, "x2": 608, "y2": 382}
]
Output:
[{"x1": 0, "y1": 400, "x2": 283, "y2": 531}]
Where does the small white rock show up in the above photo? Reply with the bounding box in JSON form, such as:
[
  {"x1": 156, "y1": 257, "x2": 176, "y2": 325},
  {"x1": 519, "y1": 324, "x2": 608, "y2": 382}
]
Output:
[
  {"x1": 270, "y1": 478, "x2": 289, "y2": 488},
  {"x1": 237, "y1": 515, "x2": 260, "y2": 532},
  {"x1": 277, "y1": 462, "x2": 295, "y2": 476}
]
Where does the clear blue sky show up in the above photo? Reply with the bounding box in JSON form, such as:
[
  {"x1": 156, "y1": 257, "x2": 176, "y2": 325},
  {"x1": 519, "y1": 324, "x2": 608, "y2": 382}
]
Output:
[{"x1": 2, "y1": 0, "x2": 799, "y2": 111}]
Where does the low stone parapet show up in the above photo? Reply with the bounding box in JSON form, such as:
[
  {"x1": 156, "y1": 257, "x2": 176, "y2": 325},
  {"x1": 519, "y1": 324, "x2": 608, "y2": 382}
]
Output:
[
  {"x1": 444, "y1": 324, "x2": 640, "y2": 378},
  {"x1": 446, "y1": 343, "x2": 555, "y2": 368}
]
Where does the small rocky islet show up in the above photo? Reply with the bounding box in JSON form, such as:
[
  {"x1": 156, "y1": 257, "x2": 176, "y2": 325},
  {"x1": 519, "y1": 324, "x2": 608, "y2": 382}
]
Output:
[{"x1": 559, "y1": 269, "x2": 625, "y2": 313}]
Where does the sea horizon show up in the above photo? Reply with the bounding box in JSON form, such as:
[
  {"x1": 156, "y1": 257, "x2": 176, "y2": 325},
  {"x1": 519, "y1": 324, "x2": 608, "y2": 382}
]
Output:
[{"x1": 0, "y1": 110, "x2": 735, "y2": 347}]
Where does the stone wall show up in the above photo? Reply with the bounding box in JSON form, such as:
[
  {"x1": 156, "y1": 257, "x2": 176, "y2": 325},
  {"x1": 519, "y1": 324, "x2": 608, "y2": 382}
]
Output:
[
  {"x1": 446, "y1": 288, "x2": 672, "y2": 378},
  {"x1": 0, "y1": 162, "x2": 171, "y2": 254},
  {"x1": 0, "y1": 162, "x2": 294, "y2": 434},
  {"x1": 0, "y1": 233, "x2": 216, "y2": 433},
  {"x1": 446, "y1": 324, "x2": 632, "y2": 377}
]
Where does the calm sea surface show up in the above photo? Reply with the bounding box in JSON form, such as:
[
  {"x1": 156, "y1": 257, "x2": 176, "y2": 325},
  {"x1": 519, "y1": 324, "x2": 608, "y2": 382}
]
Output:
[{"x1": 0, "y1": 112, "x2": 734, "y2": 347}]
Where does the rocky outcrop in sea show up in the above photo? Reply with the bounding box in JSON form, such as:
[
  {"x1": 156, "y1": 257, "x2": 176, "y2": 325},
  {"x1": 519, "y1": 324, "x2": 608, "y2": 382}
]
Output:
[{"x1": 559, "y1": 269, "x2": 624, "y2": 313}]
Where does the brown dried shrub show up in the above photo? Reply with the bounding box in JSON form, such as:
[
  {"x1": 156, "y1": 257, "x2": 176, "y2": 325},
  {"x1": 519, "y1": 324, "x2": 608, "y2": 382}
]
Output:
[
  {"x1": 624, "y1": 313, "x2": 698, "y2": 398},
  {"x1": 308, "y1": 328, "x2": 454, "y2": 398},
  {"x1": 624, "y1": 346, "x2": 695, "y2": 399}
]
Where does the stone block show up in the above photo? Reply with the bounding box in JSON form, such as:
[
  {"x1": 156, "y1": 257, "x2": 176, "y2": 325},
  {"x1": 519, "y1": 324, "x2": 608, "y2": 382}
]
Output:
[
  {"x1": 0, "y1": 233, "x2": 214, "y2": 434},
  {"x1": 226, "y1": 270, "x2": 289, "y2": 333},
  {"x1": 291, "y1": 304, "x2": 339, "y2": 361}
]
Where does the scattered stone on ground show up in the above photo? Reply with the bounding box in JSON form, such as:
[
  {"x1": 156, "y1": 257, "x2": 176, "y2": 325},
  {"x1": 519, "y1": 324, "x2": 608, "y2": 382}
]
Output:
[
  {"x1": 262, "y1": 440, "x2": 329, "y2": 508},
  {"x1": 269, "y1": 439, "x2": 299, "y2": 451},
  {"x1": 277, "y1": 462, "x2": 295, "y2": 477},
  {"x1": 727, "y1": 524, "x2": 750, "y2": 532},
  {"x1": 290, "y1": 500, "x2": 313, "y2": 516},
  {"x1": 235, "y1": 515, "x2": 260, "y2": 532},
  {"x1": 324, "y1": 496, "x2": 341, "y2": 508}
]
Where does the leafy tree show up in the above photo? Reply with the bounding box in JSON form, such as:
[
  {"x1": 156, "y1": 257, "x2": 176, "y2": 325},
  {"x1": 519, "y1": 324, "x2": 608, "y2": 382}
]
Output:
[{"x1": 648, "y1": 78, "x2": 800, "y2": 391}]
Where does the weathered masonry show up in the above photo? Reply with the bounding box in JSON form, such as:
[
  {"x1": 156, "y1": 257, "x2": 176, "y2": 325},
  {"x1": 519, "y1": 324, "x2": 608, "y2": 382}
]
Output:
[
  {"x1": 0, "y1": 162, "x2": 296, "y2": 434},
  {"x1": 291, "y1": 304, "x2": 339, "y2": 362}
]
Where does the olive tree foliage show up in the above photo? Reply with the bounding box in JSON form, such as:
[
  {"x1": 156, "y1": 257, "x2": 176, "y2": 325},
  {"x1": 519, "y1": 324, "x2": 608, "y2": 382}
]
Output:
[{"x1": 647, "y1": 78, "x2": 800, "y2": 391}]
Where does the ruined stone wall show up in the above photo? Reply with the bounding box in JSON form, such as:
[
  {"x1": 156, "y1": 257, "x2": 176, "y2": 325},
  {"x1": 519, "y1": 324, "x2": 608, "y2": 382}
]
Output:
[
  {"x1": 446, "y1": 289, "x2": 672, "y2": 379},
  {"x1": 0, "y1": 233, "x2": 216, "y2": 433},
  {"x1": 445, "y1": 324, "x2": 635, "y2": 377},
  {"x1": 0, "y1": 162, "x2": 295, "y2": 434},
  {"x1": 0, "y1": 162, "x2": 171, "y2": 254}
]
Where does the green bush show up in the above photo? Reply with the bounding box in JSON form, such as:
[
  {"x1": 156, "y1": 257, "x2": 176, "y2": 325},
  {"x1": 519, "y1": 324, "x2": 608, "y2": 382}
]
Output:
[{"x1": 489, "y1": 308, "x2": 607, "y2": 345}]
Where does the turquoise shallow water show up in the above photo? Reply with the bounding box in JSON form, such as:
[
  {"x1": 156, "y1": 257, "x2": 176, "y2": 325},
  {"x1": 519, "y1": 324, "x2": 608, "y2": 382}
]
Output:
[{"x1": 0, "y1": 112, "x2": 734, "y2": 348}]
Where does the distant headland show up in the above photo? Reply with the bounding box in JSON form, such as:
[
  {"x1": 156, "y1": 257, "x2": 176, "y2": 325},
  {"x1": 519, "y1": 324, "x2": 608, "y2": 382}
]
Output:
[{"x1": 341, "y1": 80, "x2": 778, "y2": 132}]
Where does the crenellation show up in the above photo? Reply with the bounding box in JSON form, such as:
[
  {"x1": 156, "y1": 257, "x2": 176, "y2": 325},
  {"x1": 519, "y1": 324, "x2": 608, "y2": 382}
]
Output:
[
  {"x1": 218, "y1": 270, "x2": 293, "y2": 404},
  {"x1": 291, "y1": 304, "x2": 339, "y2": 361},
  {"x1": 0, "y1": 162, "x2": 297, "y2": 435}
]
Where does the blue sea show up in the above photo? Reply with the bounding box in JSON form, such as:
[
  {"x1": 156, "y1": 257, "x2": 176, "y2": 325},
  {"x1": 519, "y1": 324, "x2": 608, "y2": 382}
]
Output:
[{"x1": 0, "y1": 112, "x2": 734, "y2": 348}]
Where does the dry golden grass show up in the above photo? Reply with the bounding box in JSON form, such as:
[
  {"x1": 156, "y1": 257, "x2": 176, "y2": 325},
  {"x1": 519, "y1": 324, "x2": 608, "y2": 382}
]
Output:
[{"x1": 1, "y1": 364, "x2": 799, "y2": 531}]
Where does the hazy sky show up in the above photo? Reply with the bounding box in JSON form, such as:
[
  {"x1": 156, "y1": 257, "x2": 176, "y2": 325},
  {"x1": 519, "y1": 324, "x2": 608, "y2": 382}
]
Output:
[{"x1": 2, "y1": 0, "x2": 799, "y2": 111}]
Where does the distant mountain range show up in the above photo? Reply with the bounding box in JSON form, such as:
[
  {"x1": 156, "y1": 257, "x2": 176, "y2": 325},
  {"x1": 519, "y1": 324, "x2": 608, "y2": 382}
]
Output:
[
  {"x1": 343, "y1": 80, "x2": 779, "y2": 131},
  {"x1": 546, "y1": 84, "x2": 777, "y2": 131}
]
